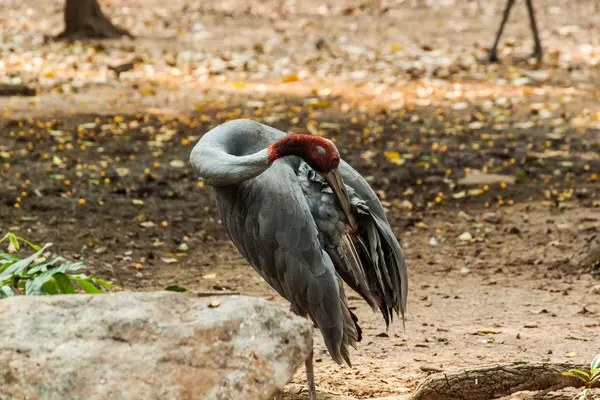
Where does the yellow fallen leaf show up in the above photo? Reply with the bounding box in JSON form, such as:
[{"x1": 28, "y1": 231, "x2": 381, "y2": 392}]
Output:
[
  {"x1": 282, "y1": 74, "x2": 299, "y2": 83},
  {"x1": 384, "y1": 151, "x2": 405, "y2": 165},
  {"x1": 208, "y1": 300, "x2": 220, "y2": 308},
  {"x1": 132, "y1": 199, "x2": 145, "y2": 205},
  {"x1": 311, "y1": 101, "x2": 331, "y2": 109},
  {"x1": 202, "y1": 273, "x2": 217, "y2": 280},
  {"x1": 170, "y1": 160, "x2": 185, "y2": 168},
  {"x1": 52, "y1": 155, "x2": 65, "y2": 167},
  {"x1": 139, "y1": 88, "x2": 157, "y2": 96},
  {"x1": 468, "y1": 189, "x2": 485, "y2": 196}
]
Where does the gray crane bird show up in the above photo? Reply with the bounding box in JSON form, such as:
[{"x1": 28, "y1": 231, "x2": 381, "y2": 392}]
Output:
[{"x1": 189, "y1": 119, "x2": 408, "y2": 399}]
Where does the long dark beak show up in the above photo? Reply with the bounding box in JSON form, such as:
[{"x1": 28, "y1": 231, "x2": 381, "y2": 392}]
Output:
[{"x1": 322, "y1": 168, "x2": 359, "y2": 232}]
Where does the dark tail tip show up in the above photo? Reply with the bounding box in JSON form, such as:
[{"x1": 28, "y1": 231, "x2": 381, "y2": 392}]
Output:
[{"x1": 350, "y1": 310, "x2": 362, "y2": 342}]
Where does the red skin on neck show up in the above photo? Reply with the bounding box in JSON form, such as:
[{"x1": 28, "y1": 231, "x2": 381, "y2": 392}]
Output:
[{"x1": 267, "y1": 134, "x2": 339, "y2": 172}]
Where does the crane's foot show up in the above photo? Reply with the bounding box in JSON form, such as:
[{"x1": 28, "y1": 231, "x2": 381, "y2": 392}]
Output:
[
  {"x1": 513, "y1": 49, "x2": 543, "y2": 65},
  {"x1": 530, "y1": 48, "x2": 543, "y2": 63},
  {"x1": 487, "y1": 50, "x2": 501, "y2": 63},
  {"x1": 306, "y1": 350, "x2": 317, "y2": 400},
  {"x1": 478, "y1": 50, "x2": 500, "y2": 64}
]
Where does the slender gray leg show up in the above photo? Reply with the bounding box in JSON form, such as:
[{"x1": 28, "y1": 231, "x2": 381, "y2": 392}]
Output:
[
  {"x1": 524, "y1": 0, "x2": 542, "y2": 61},
  {"x1": 488, "y1": 0, "x2": 516, "y2": 63},
  {"x1": 289, "y1": 304, "x2": 317, "y2": 399},
  {"x1": 274, "y1": 390, "x2": 283, "y2": 400},
  {"x1": 306, "y1": 350, "x2": 317, "y2": 400}
]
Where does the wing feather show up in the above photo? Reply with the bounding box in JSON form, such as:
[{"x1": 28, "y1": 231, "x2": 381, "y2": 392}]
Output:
[
  {"x1": 340, "y1": 162, "x2": 408, "y2": 325},
  {"x1": 300, "y1": 160, "x2": 408, "y2": 328},
  {"x1": 216, "y1": 160, "x2": 359, "y2": 365}
]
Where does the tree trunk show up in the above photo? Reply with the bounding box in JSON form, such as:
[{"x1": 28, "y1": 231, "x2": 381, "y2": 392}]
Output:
[
  {"x1": 410, "y1": 362, "x2": 586, "y2": 400},
  {"x1": 55, "y1": 0, "x2": 133, "y2": 40}
]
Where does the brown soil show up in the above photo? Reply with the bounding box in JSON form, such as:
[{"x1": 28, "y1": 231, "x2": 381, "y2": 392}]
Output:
[{"x1": 1, "y1": 0, "x2": 599, "y2": 399}]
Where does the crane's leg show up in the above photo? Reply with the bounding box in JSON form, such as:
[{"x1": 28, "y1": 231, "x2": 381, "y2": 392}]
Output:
[
  {"x1": 306, "y1": 349, "x2": 317, "y2": 400},
  {"x1": 274, "y1": 390, "x2": 282, "y2": 400},
  {"x1": 289, "y1": 303, "x2": 317, "y2": 399},
  {"x1": 487, "y1": 0, "x2": 516, "y2": 63},
  {"x1": 524, "y1": 0, "x2": 543, "y2": 62}
]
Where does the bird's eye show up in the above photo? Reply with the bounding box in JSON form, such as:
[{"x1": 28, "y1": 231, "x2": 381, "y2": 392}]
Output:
[{"x1": 331, "y1": 156, "x2": 340, "y2": 165}]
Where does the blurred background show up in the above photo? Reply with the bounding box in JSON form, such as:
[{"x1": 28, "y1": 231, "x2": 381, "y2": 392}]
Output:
[{"x1": 0, "y1": 1, "x2": 599, "y2": 399}]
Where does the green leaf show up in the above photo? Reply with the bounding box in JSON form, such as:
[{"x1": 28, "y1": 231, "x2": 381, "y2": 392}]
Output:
[
  {"x1": 88, "y1": 277, "x2": 115, "y2": 289},
  {"x1": 8, "y1": 234, "x2": 20, "y2": 251},
  {"x1": 76, "y1": 278, "x2": 101, "y2": 294},
  {"x1": 25, "y1": 277, "x2": 45, "y2": 296},
  {"x1": 0, "y1": 253, "x2": 20, "y2": 262},
  {"x1": 0, "y1": 260, "x2": 14, "y2": 274},
  {"x1": 25, "y1": 261, "x2": 88, "y2": 295},
  {"x1": 28, "y1": 257, "x2": 76, "y2": 275},
  {"x1": 0, "y1": 244, "x2": 51, "y2": 284},
  {"x1": 563, "y1": 370, "x2": 590, "y2": 383},
  {"x1": 571, "y1": 369, "x2": 591, "y2": 379},
  {"x1": 0, "y1": 285, "x2": 14, "y2": 298},
  {"x1": 41, "y1": 279, "x2": 59, "y2": 295},
  {"x1": 591, "y1": 354, "x2": 600, "y2": 371},
  {"x1": 590, "y1": 370, "x2": 600, "y2": 386},
  {"x1": 25, "y1": 262, "x2": 86, "y2": 296},
  {"x1": 27, "y1": 257, "x2": 65, "y2": 274},
  {"x1": 14, "y1": 236, "x2": 42, "y2": 251},
  {"x1": 53, "y1": 273, "x2": 75, "y2": 294},
  {"x1": 578, "y1": 388, "x2": 591, "y2": 400},
  {"x1": 165, "y1": 285, "x2": 187, "y2": 292}
]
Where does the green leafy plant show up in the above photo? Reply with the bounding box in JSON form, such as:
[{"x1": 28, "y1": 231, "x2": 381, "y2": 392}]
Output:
[
  {"x1": 563, "y1": 354, "x2": 600, "y2": 400},
  {"x1": 0, "y1": 232, "x2": 114, "y2": 298}
]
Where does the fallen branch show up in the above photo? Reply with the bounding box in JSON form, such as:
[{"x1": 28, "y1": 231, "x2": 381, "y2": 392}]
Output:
[
  {"x1": 0, "y1": 84, "x2": 36, "y2": 97},
  {"x1": 196, "y1": 291, "x2": 241, "y2": 297},
  {"x1": 410, "y1": 362, "x2": 586, "y2": 400}
]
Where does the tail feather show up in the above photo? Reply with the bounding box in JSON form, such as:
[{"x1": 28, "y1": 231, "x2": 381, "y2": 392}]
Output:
[
  {"x1": 340, "y1": 208, "x2": 408, "y2": 329},
  {"x1": 337, "y1": 276, "x2": 360, "y2": 367}
]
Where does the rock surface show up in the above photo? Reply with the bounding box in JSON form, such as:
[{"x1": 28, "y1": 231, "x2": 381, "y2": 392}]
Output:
[{"x1": 0, "y1": 292, "x2": 313, "y2": 400}]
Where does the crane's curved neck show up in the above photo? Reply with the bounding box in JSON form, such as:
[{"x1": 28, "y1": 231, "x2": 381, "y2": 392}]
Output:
[
  {"x1": 268, "y1": 134, "x2": 316, "y2": 164},
  {"x1": 189, "y1": 120, "x2": 318, "y2": 187}
]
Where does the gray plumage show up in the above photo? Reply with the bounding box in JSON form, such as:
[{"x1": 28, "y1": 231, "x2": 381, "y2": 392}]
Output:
[{"x1": 190, "y1": 119, "x2": 407, "y2": 367}]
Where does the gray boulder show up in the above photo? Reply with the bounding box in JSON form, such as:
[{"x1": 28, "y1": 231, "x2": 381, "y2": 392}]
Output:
[{"x1": 0, "y1": 292, "x2": 313, "y2": 400}]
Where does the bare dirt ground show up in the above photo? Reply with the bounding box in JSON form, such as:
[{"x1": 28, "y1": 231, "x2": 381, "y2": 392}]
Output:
[{"x1": 1, "y1": 1, "x2": 599, "y2": 399}]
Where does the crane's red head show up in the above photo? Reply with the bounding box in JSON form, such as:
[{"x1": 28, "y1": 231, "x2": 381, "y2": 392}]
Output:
[
  {"x1": 268, "y1": 134, "x2": 359, "y2": 232},
  {"x1": 267, "y1": 134, "x2": 340, "y2": 173}
]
